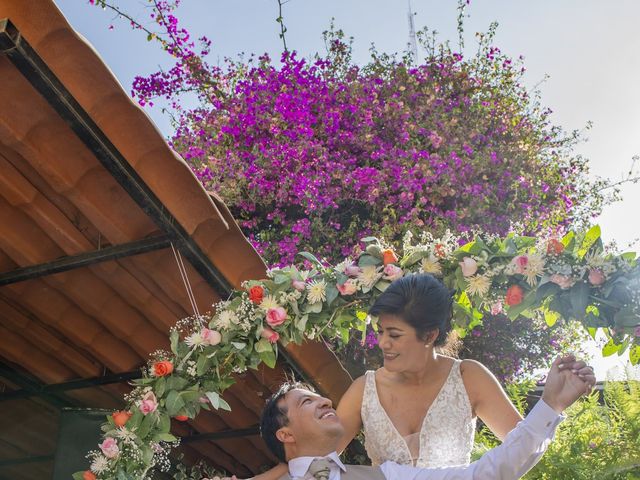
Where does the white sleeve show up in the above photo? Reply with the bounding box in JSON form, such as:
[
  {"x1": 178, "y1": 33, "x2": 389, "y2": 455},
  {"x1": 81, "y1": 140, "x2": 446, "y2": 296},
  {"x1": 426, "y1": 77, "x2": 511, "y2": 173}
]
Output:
[{"x1": 379, "y1": 400, "x2": 564, "y2": 480}]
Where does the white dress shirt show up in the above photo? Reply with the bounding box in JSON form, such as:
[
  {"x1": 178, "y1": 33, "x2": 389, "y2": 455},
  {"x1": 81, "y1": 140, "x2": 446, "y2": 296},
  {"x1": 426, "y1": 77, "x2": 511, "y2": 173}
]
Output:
[{"x1": 286, "y1": 399, "x2": 564, "y2": 480}]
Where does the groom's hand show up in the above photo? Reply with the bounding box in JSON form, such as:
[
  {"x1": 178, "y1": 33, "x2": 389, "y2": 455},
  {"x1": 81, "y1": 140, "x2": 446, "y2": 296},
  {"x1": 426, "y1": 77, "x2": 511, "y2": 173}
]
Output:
[{"x1": 542, "y1": 354, "x2": 596, "y2": 413}]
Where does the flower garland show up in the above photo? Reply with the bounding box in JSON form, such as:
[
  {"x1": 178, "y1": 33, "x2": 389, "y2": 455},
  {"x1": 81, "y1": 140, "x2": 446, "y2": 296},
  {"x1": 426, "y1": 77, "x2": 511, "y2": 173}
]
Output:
[{"x1": 75, "y1": 225, "x2": 640, "y2": 479}]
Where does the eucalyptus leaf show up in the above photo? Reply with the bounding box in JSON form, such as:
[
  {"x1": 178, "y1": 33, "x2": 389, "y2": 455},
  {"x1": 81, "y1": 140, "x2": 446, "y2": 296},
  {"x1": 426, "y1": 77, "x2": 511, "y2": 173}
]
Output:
[
  {"x1": 165, "y1": 390, "x2": 185, "y2": 417},
  {"x1": 254, "y1": 338, "x2": 273, "y2": 353}
]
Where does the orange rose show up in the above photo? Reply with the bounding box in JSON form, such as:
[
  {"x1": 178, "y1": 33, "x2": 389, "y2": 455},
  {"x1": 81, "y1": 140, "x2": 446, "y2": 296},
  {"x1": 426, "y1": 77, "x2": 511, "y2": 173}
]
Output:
[
  {"x1": 546, "y1": 239, "x2": 564, "y2": 255},
  {"x1": 248, "y1": 285, "x2": 265, "y2": 304},
  {"x1": 112, "y1": 410, "x2": 132, "y2": 427},
  {"x1": 382, "y1": 249, "x2": 398, "y2": 266},
  {"x1": 174, "y1": 415, "x2": 189, "y2": 421},
  {"x1": 153, "y1": 360, "x2": 174, "y2": 377},
  {"x1": 83, "y1": 471, "x2": 97, "y2": 480},
  {"x1": 505, "y1": 285, "x2": 524, "y2": 306}
]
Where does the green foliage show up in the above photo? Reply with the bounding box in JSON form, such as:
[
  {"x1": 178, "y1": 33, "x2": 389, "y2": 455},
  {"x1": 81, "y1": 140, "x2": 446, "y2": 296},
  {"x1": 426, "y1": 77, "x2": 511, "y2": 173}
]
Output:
[{"x1": 474, "y1": 380, "x2": 640, "y2": 479}]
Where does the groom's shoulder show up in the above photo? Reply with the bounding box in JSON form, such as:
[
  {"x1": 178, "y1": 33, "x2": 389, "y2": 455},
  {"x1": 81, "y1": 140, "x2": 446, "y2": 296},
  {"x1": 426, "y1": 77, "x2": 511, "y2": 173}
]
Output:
[{"x1": 345, "y1": 464, "x2": 386, "y2": 479}]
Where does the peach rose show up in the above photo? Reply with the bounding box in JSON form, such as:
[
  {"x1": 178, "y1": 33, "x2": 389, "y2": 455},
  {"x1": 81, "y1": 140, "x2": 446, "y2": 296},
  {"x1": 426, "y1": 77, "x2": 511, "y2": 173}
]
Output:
[
  {"x1": 174, "y1": 415, "x2": 189, "y2": 421},
  {"x1": 337, "y1": 280, "x2": 358, "y2": 296},
  {"x1": 139, "y1": 391, "x2": 158, "y2": 415},
  {"x1": 505, "y1": 285, "x2": 524, "y2": 306},
  {"x1": 83, "y1": 471, "x2": 96, "y2": 480},
  {"x1": 292, "y1": 280, "x2": 306, "y2": 291},
  {"x1": 99, "y1": 437, "x2": 119, "y2": 459},
  {"x1": 588, "y1": 269, "x2": 606, "y2": 286},
  {"x1": 550, "y1": 274, "x2": 575, "y2": 290},
  {"x1": 261, "y1": 326, "x2": 280, "y2": 344},
  {"x1": 266, "y1": 307, "x2": 287, "y2": 327},
  {"x1": 111, "y1": 410, "x2": 132, "y2": 428},
  {"x1": 201, "y1": 328, "x2": 222, "y2": 346},
  {"x1": 153, "y1": 360, "x2": 174, "y2": 377},
  {"x1": 248, "y1": 285, "x2": 265, "y2": 304},
  {"x1": 459, "y1": 257, "x2": 478, "y2": 277},
  {"x1": 382, "y1": 249, "x2": 398, "y2": 266}
]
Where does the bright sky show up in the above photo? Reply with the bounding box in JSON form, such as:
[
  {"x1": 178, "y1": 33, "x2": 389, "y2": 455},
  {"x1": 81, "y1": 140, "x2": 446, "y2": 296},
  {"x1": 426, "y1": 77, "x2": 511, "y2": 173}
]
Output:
[{"x1": 53, "y1": 0, "x2": 639, "y2": 379}]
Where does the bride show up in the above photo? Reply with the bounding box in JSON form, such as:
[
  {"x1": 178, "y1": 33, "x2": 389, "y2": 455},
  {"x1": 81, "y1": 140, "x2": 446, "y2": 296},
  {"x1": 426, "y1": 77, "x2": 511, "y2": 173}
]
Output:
[{"x1": 249, "y1": 273, "x2": 590, "y2": 476}]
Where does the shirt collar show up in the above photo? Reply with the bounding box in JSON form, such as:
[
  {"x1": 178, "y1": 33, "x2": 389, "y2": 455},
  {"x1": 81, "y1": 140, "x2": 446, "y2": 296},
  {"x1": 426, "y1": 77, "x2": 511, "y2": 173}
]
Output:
[{"x1": 288, "y1": 452, "x2": 346, "y2": 478}]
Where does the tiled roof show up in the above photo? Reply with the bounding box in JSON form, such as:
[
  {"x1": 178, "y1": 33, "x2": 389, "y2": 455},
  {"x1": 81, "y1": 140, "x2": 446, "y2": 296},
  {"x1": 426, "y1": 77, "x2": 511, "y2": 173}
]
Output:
[{"x1": 0, "y1": 1, "x2": 351, "y2": 477}]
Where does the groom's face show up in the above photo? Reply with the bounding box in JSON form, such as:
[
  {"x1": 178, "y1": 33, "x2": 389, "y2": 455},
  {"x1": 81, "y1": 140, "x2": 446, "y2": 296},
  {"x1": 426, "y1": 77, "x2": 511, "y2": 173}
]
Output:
[{"x1": 277, "y1": 388, "x2": 344, "y2": 451}]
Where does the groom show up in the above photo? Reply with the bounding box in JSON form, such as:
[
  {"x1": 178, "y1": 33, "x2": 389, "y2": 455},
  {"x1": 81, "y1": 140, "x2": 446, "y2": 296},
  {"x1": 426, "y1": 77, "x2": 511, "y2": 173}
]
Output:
[{"x1": 260, "y1": 355, "x2": 595, "y2": 480}]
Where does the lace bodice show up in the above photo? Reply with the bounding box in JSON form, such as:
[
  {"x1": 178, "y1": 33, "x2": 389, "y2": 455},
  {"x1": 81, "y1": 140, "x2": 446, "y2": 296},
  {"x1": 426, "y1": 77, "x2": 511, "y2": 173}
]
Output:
[{"x1": 361, "y1": 360, "x2": 476, "y2": 468}]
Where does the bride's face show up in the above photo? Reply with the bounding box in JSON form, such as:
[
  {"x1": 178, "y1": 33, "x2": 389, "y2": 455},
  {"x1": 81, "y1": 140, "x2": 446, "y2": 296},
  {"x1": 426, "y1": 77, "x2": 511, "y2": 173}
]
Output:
[{"x1": 377, "y1": 314, "x2": 430, "y2": 372}]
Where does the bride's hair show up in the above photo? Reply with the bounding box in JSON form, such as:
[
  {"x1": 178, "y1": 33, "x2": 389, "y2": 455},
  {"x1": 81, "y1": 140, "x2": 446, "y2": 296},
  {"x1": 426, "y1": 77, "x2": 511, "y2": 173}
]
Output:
[{"x1": 369, "y1": 273, "x2": 459, "y2": 352}]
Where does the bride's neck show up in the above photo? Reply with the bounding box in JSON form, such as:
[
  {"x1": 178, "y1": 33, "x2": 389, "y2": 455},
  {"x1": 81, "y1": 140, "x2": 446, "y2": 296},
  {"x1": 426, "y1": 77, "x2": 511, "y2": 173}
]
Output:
[{"x1": 395, "y1": 351, "x2": 440, "y2": 385}]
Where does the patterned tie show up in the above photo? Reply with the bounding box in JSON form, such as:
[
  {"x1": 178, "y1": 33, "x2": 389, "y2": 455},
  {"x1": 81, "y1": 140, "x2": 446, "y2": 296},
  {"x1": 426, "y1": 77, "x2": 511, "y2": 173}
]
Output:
[{"x1": 307, "y1": 458, "x2": 332, "y2": 480}]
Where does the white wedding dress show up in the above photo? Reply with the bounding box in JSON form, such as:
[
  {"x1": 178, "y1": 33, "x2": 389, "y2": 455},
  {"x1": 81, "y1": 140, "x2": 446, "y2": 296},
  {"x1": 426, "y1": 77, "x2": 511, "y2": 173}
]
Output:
[{"x1": 361, "y1": 359, "x2": 476, "y2": 467}]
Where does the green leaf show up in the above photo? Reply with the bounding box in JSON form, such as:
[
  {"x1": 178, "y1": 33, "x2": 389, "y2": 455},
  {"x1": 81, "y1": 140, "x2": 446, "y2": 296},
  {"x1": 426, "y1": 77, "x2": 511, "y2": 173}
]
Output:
[
  {"x1": 561, "y1": 230, "x2": 575, "y2": 250},
  {"x1": 196, "y1": 353, "x2": 212, "y2": 376},
  {"x1": 136, "y1": 411, "x2": 157, "y2": 440},
  {"x1": 296, "y1": 314, "x2": 309, "y2": 331},
  {"x1": 360, "y1": 236, "x2": 378, "y2": 243},
  {"x1": 358, "y1": 255, "x2": 380, "y2": 267},
  {"x1": 578, "y1": 225, "x2": 601, "y2": 258},
  {"x1": 570, "y1": 282, "x2": 590, "y2": 320},
  {"x1": 255, "y1": 338, "x2": 272, "y2": 353},
  {"x1": 152, "y1": 432, "x2": 178, "y2": 442},
  {"x1": 157, "y1": 412, "x2": 171, "y2": 433},
  {"x1": 206, "y1": 391, "x2": 221, "y2": 409},
  {"x1": 259, "y1": 349, "x2": 277, "y2": 368},
  {"x1": 325, "y1": 285, "x2": 339, "y2": 305},
  {"x1": 544, "y1": 309, "x2": 559, "y2": 327},
  {"x1": 602, "y1": 339, "x2": 621, "y2": 357},
  {"x1": 170, "y1": 329, "x2": 179, "y2": 355},
  {"x1": 155, "y1": 376, "x2": 166, "y2": 398},
  {"x1": 629, "y1": 345, "x2": 640, "y2": 365},
  {"x1": 506, "y1": 290, "x2": 537, "y2": 320},
  {"x1": 374, "y1": 280, "x2": 391, "y2": 292},
  {"x1": 166, "y1": 375, "x2": 189, "y2": 391},
  {"x1": 231, "y1": 341, "x2": 246, "y2": 350},
  {"x1": 72, "y1": 472, "x2": 85, "y2": 480},
  {"x1": 297, "y1": 251, "x2": 322, "y2": 265},
  {"x1": 165, "y1": 390, "x2": 185, "y2": 417}
]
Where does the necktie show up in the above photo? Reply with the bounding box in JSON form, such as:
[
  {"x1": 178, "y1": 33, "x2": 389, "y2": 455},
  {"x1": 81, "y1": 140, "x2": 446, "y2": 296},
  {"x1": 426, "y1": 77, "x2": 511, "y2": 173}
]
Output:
[{"x1": 307, "y1": 458, "x2": 332, "y2": 480}]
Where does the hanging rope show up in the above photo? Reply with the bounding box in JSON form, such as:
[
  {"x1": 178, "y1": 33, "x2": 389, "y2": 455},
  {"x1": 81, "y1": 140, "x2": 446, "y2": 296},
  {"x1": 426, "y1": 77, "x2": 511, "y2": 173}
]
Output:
[{"x1": 170, "y1": 243, "x2": 201, "y2": 320}]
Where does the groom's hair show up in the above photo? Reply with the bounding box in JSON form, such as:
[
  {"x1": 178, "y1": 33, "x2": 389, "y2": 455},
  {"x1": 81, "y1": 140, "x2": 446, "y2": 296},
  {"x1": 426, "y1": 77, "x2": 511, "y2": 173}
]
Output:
[{"x1": 260, "y1": 381, "x2": 315, "y2": 462}]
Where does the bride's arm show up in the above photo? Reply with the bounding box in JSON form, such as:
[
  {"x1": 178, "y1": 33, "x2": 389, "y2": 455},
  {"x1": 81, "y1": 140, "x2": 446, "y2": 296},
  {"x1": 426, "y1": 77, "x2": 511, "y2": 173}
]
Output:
[
  {"x1": 460, "y1": 359, "x2": 523, "y2": 441},
  {"x1": 335, "y1": 375, "x2": 366, "y2": 454}
]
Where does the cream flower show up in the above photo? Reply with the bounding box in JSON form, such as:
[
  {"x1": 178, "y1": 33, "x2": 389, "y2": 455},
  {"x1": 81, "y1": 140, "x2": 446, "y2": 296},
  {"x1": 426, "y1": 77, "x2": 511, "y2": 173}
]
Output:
[
  {"x1": 421, "y1": 254, "x2": 442, "y2": 275},
  {"x1": 523, "y1": 254, "x2": 545, "y2": 286},
  {"x1": 465, "y1": 274, "x2": 491, "y2": 297},
  {"x1": 90, "y1": 455, "x2": 109, "y2": 474},
  {"x1": 259, "y1": 294, "x2": 281, "y2": 311},
  {"x1": 357, "y1": 265, "x2": 383, "y2": 290},
  {"x1": 212, "y1": 310, "x2": 238, "y2": 331},
  {"x1": 185, "y1": 331, "x2": 204, "y2": 348},
  {"x1": 307, "y1": 279, "x2": 327, "y2": 304}
]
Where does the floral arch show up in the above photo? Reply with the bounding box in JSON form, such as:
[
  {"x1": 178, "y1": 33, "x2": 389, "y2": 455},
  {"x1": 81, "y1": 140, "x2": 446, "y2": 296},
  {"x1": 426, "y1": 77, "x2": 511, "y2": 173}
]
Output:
[{"x1": 76, "y1": 225, "x2": 640, "y2": 479}]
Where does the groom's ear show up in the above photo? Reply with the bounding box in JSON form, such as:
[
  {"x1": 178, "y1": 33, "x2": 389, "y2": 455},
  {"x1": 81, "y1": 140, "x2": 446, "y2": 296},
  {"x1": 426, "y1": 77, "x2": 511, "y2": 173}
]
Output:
[{"x1": 276, "y1": 426, "x2": 295, "y2": 444}]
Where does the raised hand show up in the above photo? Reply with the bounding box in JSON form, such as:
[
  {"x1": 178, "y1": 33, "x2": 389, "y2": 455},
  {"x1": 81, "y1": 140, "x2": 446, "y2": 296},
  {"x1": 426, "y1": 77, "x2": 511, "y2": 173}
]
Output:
[{"x1": 542, "y1": 354, "x2": 596, "y2": 413}]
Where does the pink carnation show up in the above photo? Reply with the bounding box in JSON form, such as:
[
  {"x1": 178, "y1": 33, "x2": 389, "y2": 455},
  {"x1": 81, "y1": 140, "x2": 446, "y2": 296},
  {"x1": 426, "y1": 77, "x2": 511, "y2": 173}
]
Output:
[
  {"x1": 261, "y1": 326, "x2": 280, "y2": 343},
  {"x1": 383, "y1": 264, "x2": 403, "y2": 281},
  {"x1": 344, "y1": 265, "x2": 362, "y2": 277},
  {"x1": 266, "y1": 307, "x2": 287, "y2": 327},
  {"x1": 99, "y1": 437, "x2": 120, "y2": 459},
  {"x1": 512, "y1": 255, "x2": 529, "y2": 274},
  {"x1": 490, "y1": 300, "x2": 503, "y2": 315},
  {"x1": 139, "y1": 391, "x2": 158, "y2": 415}
]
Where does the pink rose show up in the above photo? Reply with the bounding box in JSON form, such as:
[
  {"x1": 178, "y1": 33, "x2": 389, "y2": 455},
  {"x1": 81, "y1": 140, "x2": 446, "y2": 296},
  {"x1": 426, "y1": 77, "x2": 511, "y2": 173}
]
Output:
[
  {"x1": 99, "y1": 437, "x2": 119, "y2": 459},
  {"x1": 344, "y1": 265, "x2": 362, "y2": 277},
  {"x1": 588, "y1": 269, "x2": 606, "y2": 286},
  {"x1": 266, "y1": 307, "x2": 287, "y2": 327},
  {"x1": 459, "y1": 257, "x2": 478, "y2": 277},
  {"x1": 490, "y1": 300, "x2": 503, "y2": 316},
  {"x1": 383, "y1": 264, "x2": 403, "y2": 281},
  {"x1": 633, "y1": 325, "x2": 640, "y2": 337},
  {"x1": 337, "y1": 280, "x2": 358, "y2": 296},
  {"x1": 139, "y1": 391, "x2": 158, "y2": 415},
  {"x1": 261, "y1": 326, "x2": 280, "y2": 344},
  {"x1": 201, "y1": 328, "x2": 222, "y2": 346},
  {"x1": 550, "y1": 274, "x2": 575, "y2": 290},
  {"x1": 292, "y1": 280, "x2": 306, "y2": 291},
  {"x1": 512, "y1": 255, "x2": 529, "y2": 274}
]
